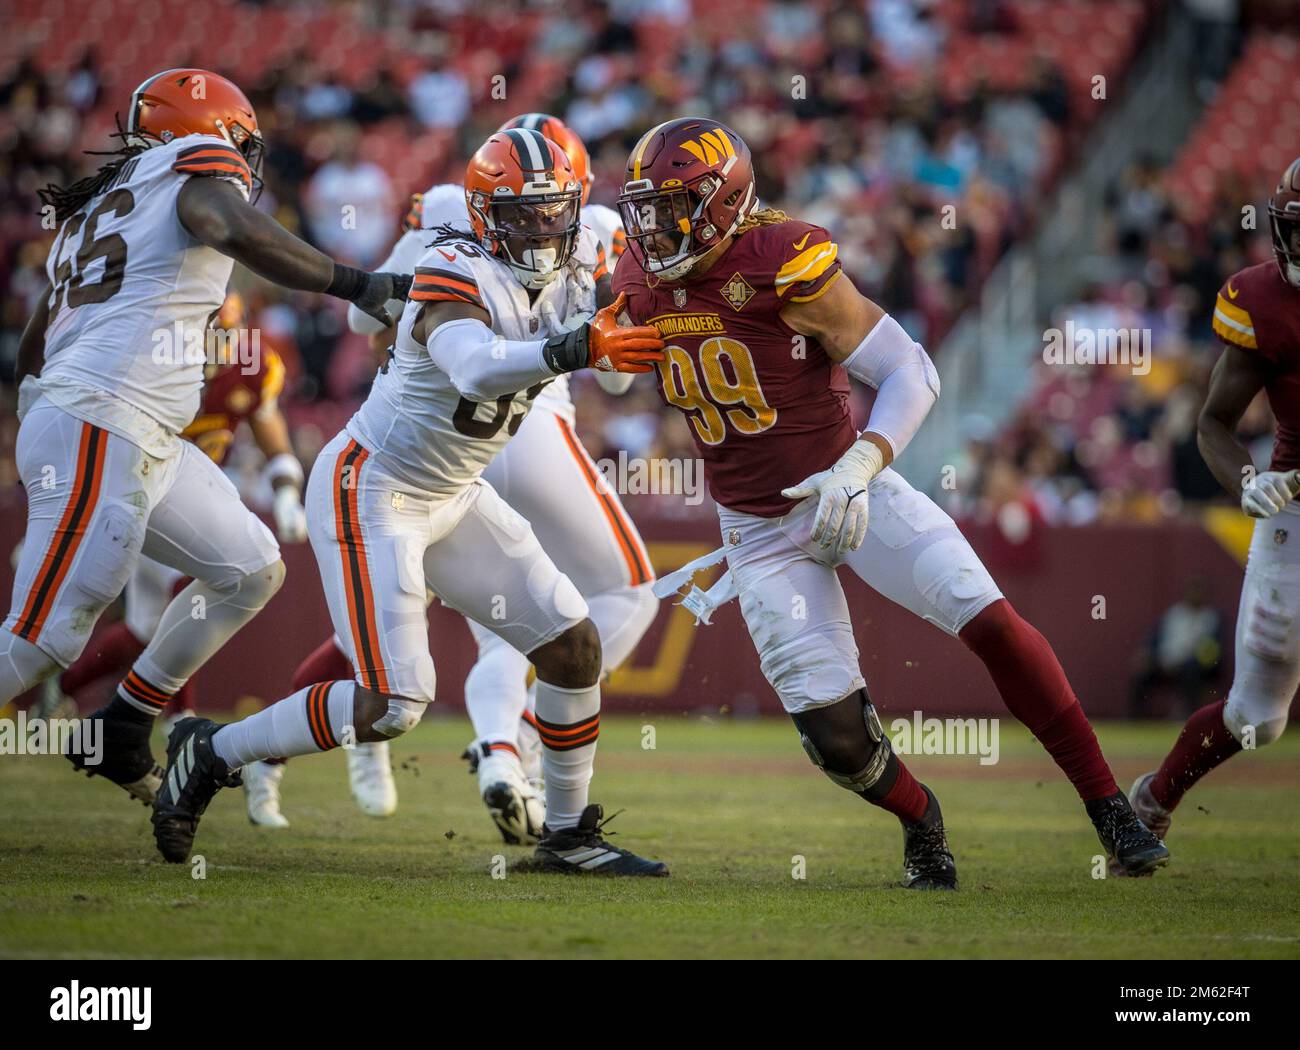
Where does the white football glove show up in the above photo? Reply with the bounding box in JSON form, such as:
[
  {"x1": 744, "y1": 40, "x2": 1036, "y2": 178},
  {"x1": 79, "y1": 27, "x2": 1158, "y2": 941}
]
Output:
[
  {"x1": 1242, "y1": 469, "x2": 1300, "y2": 519},
  {"x1": 273, "y1": 485, "x2": 309, "y2": 543},
  {"x1": 781, "y1": 439, "x2": 884, "y2": 560}
]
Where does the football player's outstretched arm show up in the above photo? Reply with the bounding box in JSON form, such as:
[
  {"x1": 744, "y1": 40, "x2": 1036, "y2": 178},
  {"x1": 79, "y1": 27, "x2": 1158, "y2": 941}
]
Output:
[
  {"x1": 176, "y1": 178, "x2": 409, "y2": 326},
  {"x1": 1198, "y1": 344, "x2": 1297, "y2": 516},
  {"x1": 346, "y1": 228, "x2": 428, "y2": 339},
  {"x1": 413, "y1": 291, "x2": 663, "y2": 403},
  {"x1": 779, "y1": 272, "x2": 940, "y2": 558}
]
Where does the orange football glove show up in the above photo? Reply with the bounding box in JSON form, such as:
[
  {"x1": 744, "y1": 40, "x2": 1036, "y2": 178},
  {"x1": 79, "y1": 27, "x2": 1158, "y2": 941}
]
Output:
[
  {"x1": 542, "y1": 292, "x2": 665, "y2": 375},
  {"x1": 587, "y1": 292, "x2": 665, "y2": 373}
]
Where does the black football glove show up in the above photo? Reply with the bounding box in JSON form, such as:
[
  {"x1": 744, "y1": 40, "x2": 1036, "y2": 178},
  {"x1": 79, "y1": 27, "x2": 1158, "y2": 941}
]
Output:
[{"x1": 327, "y1": 265, "x2": 413, "y2": 327}]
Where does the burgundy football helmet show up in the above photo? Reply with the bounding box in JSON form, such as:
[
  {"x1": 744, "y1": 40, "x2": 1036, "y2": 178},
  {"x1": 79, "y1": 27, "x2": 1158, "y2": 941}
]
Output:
[
  {"x1": 1270, "y1": 157, "x2": 1300, "y2": 288},
  {"x1": 617, "y1": 118, "x2": 756, "y2": 280}
]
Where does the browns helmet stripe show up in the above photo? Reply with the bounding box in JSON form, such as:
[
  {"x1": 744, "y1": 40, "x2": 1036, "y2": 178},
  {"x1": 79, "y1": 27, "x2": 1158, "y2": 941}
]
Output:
[{"x1": 502, "y1": 127, "x2": 552, "y2": 177}]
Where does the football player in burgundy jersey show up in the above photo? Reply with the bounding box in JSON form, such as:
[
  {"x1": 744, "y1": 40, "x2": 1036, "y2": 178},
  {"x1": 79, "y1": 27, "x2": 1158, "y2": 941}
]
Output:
[
  {"x1": 1130, "y1": 158, "x2": 1300, "y2": 841},
  {"x1": 614, "y1": 118, "x2": 1169, "y2": 885}
]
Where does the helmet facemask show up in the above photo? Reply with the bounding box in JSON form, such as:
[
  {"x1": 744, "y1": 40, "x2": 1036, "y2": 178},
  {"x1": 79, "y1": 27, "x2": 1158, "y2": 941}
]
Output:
[
  {"x1": 221, "y1": 119, "x2": 266, "y2": 205},
  {"x1": 473, "y1": 188, "x2": 581, "y2": 289},
  {"x1": 1270, "y1": 202, "x2": 1300, "y2": 289},
  {"x1": 619, "y1": 172, "x2": 751, "y2": 281}
]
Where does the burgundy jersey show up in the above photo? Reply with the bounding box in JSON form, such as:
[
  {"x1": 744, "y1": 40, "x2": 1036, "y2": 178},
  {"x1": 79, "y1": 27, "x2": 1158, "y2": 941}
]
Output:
[
  {"x1": 1212, "y1": 262, "x2": 1300, "y2": 471},
  {"x1": 181, "y1": 347, "x2": 285, "y2": 466},
  {"x1": 612, "y1": 219, "x2": 854, "y2": 516}
]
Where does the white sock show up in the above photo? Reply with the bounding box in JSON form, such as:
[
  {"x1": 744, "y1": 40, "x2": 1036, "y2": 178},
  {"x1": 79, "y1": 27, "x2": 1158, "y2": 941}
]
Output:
[
  {"x1": 212, "y1": 681, "x2": 355, "y2": 768},
  {"x1": 533, "y1": 679, "x2": 600, "y2": 830},
  {"x1": 464, "y1": 623, "x2": 531, "y2": 744}
]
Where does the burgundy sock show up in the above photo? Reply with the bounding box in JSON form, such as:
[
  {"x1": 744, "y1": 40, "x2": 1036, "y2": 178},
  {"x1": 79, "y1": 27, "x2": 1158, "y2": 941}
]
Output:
[
  {"x1": 291, "y1": 637, "x2": 354, "y2": 692},
  {"x1": 59, "y1": 621, "x2": 146, "y2": 696},
  {"x1": 1149, "y1": 700, "x2": 1242, "y2": 811},
  {"x1": 873, "y1": 758, "x2": 929, "y2": 823},
  {"x1": 960, "y1": 599, "x2": 1118, "y2": 801}
]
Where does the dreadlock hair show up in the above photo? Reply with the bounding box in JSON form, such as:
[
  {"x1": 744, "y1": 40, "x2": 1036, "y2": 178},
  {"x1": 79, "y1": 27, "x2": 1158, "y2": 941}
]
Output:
[
  {"x1": 427, "y1": 222, "x2": 474, "y2": 248},
  {"x1": 38, "y1": 115, "x2": 150, "y2": 225},
  {"x1": 736, "y1": 207, "x2": 792, "y2": 233}
]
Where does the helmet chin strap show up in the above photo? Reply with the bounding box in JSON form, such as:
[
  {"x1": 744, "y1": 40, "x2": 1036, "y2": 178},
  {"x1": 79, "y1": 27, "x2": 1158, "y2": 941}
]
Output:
[{"x1": 658, "y1": 256, "x2": 698, "y2": 281}]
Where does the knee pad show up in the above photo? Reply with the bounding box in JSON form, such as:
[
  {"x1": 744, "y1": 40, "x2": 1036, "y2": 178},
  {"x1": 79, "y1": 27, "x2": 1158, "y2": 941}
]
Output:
[
  {"x1": 794, "y1": 689, "x2": 893, "y2": 795},
  {"x1": 372, "y1": 697, "x2": 425, "y2": 738},
  {"x1": 231, "y1": 558, "x2": 287, "y2": 608}
]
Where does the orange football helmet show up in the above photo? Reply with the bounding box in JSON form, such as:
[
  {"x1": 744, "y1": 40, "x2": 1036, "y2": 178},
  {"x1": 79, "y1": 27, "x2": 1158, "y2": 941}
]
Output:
[
  {"x1": 497, "y1": 113, "x2": 593, "y2": 206},
  {"x1": 127, "y1": 68, "x2": 264, "y2": 200},
  {"x1": 465, "y1": 128, "x2": 582, "y2": 289}
]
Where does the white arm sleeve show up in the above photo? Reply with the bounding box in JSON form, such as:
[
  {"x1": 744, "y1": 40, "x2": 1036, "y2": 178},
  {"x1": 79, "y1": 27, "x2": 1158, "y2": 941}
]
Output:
[
  {"x1": 841, "y1": 313, "x2": 940, "y2": 458},
  {"x1": 425, "y1": 317, "x2": 559, "y2": 402},
  {"x1": 347, "y1": 230, "x2": 430, "y2": 336}
]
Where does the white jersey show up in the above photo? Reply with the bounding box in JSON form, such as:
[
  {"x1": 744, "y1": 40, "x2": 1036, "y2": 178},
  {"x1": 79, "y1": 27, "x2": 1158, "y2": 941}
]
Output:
[
  {"x1": 39, "y1": 134, "x2": 251, "y2": 454},
  {"x1": 354, "y1": 182, "x2": 622, "y2": 417},
  {"x1": 346, "y1": 226, "x2": 603, "y2": 498},
  {"x1": 581, "y1": 202, "x2": 626, "y2": 269}
]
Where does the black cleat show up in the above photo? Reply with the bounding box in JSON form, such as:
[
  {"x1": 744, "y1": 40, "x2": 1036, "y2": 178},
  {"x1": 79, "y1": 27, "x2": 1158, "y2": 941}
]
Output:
[
  {"x1": 151, "y1": 718, "x2": 241, "y2": 864},
  {"x1": 1086, "y1": 790, "x2": 1170, "y2": 877},
  {"x1": 902, "y1": 786, "x2": 958, "y2": 890},
  {"x1": 64, "y1": 702, "x2": 163, "y2": 806},
  {"x1": 534, "y1": 804, "x2": 669, "y2": 876}
]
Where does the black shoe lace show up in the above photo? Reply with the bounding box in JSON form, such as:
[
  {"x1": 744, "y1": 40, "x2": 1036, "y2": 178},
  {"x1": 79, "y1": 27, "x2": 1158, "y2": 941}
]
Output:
[{"x1": 905, "y1": 822, "x2": 952, "y2": 868}]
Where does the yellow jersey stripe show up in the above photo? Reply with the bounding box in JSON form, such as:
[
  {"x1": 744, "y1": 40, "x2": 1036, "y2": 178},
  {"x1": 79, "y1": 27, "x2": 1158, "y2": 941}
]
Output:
[
  {"x1": 1214, "y1": 294, "x2": 1253, "y2": 329},
  {"x1": 775, "y1": 242, "x2": 838, "y2": 292},
  {"x1": 788, "y1": 269, "x2": 843, "y2": 304},
  {"x1": 1212, "y1": 307, "x2": 1258, "y2": 349}
]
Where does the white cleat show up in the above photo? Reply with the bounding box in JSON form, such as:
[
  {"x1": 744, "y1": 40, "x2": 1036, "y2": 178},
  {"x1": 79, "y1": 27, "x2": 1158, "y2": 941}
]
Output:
[
  {"x1": 244, "y1": 760, "x2": 290, "y2": 828},
  {"x1": 1129, "y1": 772, "x2": 1172, "y2": 841},
  {"x1": 477, "y1": 749, "x2": 545, "y2": 846},
  {"x1": 348, "y1": 741, "x2": 397, "y2": 818}
]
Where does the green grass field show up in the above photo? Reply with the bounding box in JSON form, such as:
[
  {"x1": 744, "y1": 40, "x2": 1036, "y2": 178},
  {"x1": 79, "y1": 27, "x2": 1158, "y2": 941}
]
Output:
[{"x1": 1, "y1": 714, "x2": 1298, "y2": 959}]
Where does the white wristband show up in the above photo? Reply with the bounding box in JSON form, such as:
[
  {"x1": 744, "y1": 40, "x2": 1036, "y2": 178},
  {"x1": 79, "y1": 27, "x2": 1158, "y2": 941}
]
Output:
[{"x1": 264, "y1": 451, "x2": 304, "y2": 489}]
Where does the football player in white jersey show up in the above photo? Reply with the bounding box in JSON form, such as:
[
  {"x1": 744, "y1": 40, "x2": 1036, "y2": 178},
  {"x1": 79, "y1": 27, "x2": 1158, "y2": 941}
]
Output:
[
  {"x1": 265, "y1": 114, "x2": 658, "y2": 844},
  {"x1": 152, "y1": 128, "x2": 670, "y2": 877},
  {"x1": 4, "y1": 68, "x2": 409, "y2": 806}
]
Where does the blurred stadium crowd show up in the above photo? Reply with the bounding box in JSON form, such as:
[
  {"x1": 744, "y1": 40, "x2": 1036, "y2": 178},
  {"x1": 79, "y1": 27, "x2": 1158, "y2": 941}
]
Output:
[{"x1": 1, "y1": 0, "x2": 1297, "y2": 524}]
